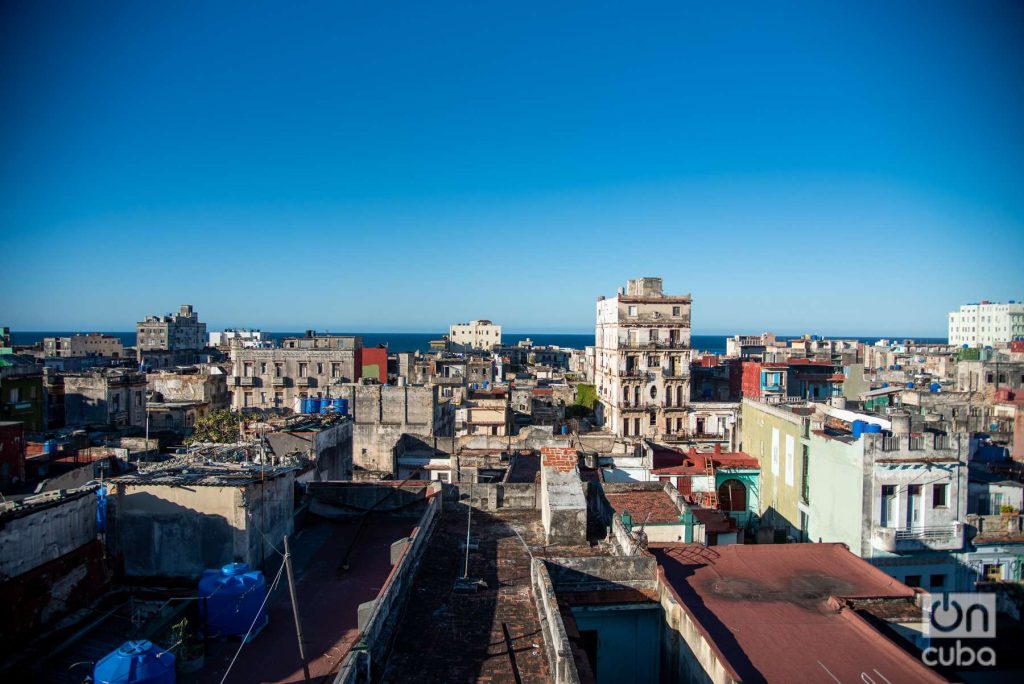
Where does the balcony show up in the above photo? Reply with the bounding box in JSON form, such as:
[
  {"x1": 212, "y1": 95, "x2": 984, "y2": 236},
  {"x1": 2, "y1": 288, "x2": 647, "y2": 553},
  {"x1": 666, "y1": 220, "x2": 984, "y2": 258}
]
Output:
[
  {"x1": 237, "y1": 377, "x2": 257, "y2": 387},
  {"x1": 620, "y1": 369, "x2": 650, "y2": 380},
  {"x1": 295, "y1": 376, "x2": 311, "y2": 386},
  {"x1": 271, "y1": 377, "x2": 289, "y2": 387},
  {"x1": 871, "y1": 523, "x2": 963, "y2": 552},
  {"x1": 662, "y1": 367, "x2": 691, "y2": 379}
]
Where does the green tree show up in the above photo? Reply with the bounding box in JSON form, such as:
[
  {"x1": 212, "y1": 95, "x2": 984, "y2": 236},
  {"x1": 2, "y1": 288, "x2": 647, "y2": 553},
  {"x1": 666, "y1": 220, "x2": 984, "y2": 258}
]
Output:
[{"x1": 186, "y1": 410, "x2": 243, "y2": 444}]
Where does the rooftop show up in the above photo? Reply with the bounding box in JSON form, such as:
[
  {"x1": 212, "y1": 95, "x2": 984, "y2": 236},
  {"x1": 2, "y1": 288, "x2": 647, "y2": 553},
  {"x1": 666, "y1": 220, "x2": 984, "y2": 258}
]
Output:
[
  {"x1": 605, "y1": 489, "x2": 682, "y2": 524},
  {"x1": 380, "y1": 509, "x2": 555, "y2": 683},
  {"x1": 651, "y1": 543, "x2": 944, "y2": 684}
]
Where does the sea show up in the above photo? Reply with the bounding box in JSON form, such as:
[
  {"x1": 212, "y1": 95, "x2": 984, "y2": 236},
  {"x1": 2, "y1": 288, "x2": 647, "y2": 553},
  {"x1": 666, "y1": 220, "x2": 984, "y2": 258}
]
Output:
[{"x1": 10, "y1": 331, "x2": 947, "y2": 356}]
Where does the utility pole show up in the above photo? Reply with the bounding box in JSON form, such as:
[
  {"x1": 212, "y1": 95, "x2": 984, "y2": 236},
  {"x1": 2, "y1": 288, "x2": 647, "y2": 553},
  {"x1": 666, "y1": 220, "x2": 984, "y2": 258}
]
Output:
[{"x1": 282, "y1": 535, "x2": 311, "y2": 683}]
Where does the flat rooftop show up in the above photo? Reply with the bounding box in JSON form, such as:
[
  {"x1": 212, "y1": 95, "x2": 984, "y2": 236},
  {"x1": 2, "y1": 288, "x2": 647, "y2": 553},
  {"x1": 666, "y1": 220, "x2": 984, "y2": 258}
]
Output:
[
  {"x1": 193, "y1": 517, "x2": 414, "y2": 684},
  {"x1": 381, "y1": 509, "x2": 608, "y2": 683},
  {"x1": 650, "y1": 543, "x2": 944, "y2": 684}
]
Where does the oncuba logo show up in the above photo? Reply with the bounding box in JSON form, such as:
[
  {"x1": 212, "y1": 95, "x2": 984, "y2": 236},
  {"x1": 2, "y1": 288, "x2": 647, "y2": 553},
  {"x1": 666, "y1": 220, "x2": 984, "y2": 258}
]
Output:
[{"x1": 922, "y1": 593, "x2": 996, "y2": 668}]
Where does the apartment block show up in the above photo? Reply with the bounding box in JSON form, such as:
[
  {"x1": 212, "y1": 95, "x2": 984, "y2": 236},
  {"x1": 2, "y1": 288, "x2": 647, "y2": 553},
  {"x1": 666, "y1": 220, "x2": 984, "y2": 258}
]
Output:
[
  {"x1": 949, "y1": 300, "x2": 1024, "y2": 347},
  {"x1": 43, "y1": 333, "x2": 124, "y2": 359},
  {"x1": 449, "y1": 319, "x2": 502, "y2": 350},
  {"x1": 594, "y1": 277, "x2": 692, "y2": 440}
]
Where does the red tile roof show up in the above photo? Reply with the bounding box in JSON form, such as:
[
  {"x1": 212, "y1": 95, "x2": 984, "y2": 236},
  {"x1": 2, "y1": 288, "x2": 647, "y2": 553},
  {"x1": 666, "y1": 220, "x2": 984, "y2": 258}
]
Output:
[
  {"x1": 651, "y1": 446, "x2": 759, "y2": 475},
  {"x1": 605, "y1": 490, "x2": 682, "y2": 524},
  {"x1": 651, "y1": 543, "x2": 945, "y2": 684}
]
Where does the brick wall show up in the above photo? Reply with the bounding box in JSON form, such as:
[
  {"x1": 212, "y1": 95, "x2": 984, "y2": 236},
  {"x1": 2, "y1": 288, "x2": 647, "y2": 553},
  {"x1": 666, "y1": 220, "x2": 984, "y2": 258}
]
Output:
[{"x1": 541, "y1": 447, "x2": 578, "y2": 472}]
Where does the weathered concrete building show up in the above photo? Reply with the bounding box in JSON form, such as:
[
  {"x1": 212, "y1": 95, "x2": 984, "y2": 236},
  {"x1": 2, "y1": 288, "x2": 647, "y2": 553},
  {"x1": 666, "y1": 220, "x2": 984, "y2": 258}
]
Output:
[
  {"x1": 594, "y1": 277, "x2": 692, "y2": 440},
  {"x1": 265, "y1": 417, "x2": 353, "y2": 481},
  {"x1": 136, "y1": 304, "x2": 207, "y2": 352},
  {"x1": 63, "y1": 369, "x2": 147, "y2": 430},
  {"x1": 0, "y1": 353, "x2": 46, "y2": 431},
  {"x1": 43, "y1": 333, "x2": 124, "y2": 359},
  {"x1": 0, "y1": 487, "x2": 107, "y2": 655},
  {"x1": 107, "y1": 463, "x2": 294, "y2": 578},
  {"x1": 148, "y1": 366, "x2": 229, "y2": 408},
  {"x1": 228, "y1": 332, "x2": 362, "y2": 411},
  {"x1": 329, "y1": 383, "x2": 455, "y2": 479}
]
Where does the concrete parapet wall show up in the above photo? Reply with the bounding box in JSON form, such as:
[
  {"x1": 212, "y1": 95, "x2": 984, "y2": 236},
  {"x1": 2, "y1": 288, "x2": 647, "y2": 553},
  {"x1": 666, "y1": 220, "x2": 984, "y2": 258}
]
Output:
[
  {"x1": 531, "y1": 558, "x2": 581, "y2": 684},
  {"x1": 332, "y1": 493, "x2": 441, "y2": 684},
  {"x1": 543, "y1": 555, "x2": 658, "y2": 592}
]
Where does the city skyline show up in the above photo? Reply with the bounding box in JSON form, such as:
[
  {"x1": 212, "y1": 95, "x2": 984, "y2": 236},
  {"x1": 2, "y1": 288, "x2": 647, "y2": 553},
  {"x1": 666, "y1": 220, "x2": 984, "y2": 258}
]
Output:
[{"x1": 3, "y1": 2, "x2": 1023, "y2": 334}]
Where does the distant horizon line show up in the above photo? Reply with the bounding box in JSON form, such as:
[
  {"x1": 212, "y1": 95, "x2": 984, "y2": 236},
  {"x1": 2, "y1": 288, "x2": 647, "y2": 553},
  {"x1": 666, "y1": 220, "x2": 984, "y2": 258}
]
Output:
[{"x1": 10, "y1": 328, "x2": 949, "y2": 339}]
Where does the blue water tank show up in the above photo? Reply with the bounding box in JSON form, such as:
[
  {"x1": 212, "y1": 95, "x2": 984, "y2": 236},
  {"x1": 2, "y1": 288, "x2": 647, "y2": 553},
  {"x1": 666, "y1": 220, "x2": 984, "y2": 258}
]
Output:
[
  {"x1": 93, "y1": 640, "x2": 176, "y2": 684},
  {"x1": 199, "y1": 563, "x2": 268, "y2": 638},
  {"x1": 309, "y1": 397, "x2": 322, "y2": 414},
  {"x1": 906, "y1": 382, "x2": 914, "y2": 389},
  {"x1": 43, "y1": 439, "x2": 57, "y2": 454},
  {"x1": 561, "y1": 424, "x2": 568, "y2": 435},
  {"x1": 320, "y1": 398, "x2": 331, "y2": 414},
  {"x1": 894, "y1": 364, "x2": 902, "y2": 370},
  {"x1": 865, "y1": 423, "x2": 882, "y2": 434},
  {"x1": 339, "y1": 398, "x2": 349, "y2": 416},
  {"x1": 882, "y1": 382, "x2": 889, "y2": 388},
  {"x1": 851, "y1": 420, "x2": 866, "y2": 438},
  {"x1": 930, "y1": 382, "x2": 941, "y2": 393},
  {"x1": 332, "y1": 398, "x2": 344, "y2": 414}
]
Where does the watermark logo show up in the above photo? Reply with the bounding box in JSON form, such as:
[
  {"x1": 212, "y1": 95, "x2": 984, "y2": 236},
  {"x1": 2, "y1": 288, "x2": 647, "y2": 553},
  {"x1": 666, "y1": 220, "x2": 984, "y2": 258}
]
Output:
[
  {"x1": 922, "y1": 593, "x2": 996, "y2": 668},
  {"x1": 925, "y1": 593, "x2": 995, "y2": 639}
]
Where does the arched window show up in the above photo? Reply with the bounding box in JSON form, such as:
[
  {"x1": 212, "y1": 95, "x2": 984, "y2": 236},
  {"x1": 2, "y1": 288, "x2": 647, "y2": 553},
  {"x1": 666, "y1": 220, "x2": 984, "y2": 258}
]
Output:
[
  {"x1": 676, "y1": 386, "x2": 684, "y2": 406},
  {"x1": 718, "y1": 479, "x2": 747, "y2": 512}
]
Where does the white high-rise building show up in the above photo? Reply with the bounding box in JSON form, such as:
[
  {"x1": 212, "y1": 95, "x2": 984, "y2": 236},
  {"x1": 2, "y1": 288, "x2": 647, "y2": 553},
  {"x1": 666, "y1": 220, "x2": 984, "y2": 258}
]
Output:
[
  {"x1": 594, "y1": 277, "x2": 692, "y2": 440},
  {"x1": 948, "y1": 301, "x2": 1024, "y2": 347},
  {"x1": 449, "y1": 320, "x2": 502, "y2": 351}
]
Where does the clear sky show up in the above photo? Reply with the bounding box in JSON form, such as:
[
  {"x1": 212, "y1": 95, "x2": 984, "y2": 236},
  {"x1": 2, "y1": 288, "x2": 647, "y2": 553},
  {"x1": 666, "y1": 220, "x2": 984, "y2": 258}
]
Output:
[{"x1": 2, "y1": 1, "x2": 1022, "y2": 336}]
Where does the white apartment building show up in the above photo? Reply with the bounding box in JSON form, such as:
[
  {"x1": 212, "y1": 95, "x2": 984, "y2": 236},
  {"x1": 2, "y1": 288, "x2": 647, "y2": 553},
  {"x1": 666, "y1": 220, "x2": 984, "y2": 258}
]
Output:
[
  {"x1": 449, "y1": 320, "x2": 502, "y2": 351},
  {"x1": 594, "y1": 277, "x2": 692, "y2": 440},
  {"x1": 209, "y1": 329, "x2": 271, "y2": 349},
  {"x1": 948, "y1": 301, "x2": 1024, "y2": 347}
]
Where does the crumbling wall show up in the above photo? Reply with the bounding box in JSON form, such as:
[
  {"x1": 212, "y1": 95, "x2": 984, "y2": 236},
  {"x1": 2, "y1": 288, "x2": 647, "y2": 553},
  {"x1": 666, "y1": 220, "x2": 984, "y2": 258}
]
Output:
[
  {"x1": 531, "y1": 558, "x2": 582, "y2": 684},
  {"x1": 543, "y1": 556, "x2": 658, "y2": 592},
  {"x1": 0, "y1": 488, "x2": 97, "y2": 578}
]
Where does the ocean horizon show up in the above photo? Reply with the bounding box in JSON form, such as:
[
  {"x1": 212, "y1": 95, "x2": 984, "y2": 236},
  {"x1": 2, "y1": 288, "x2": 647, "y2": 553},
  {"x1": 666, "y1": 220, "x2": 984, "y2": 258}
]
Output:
[{"x1": 10, "y1": 331, "x2": 948, "y2": 356}]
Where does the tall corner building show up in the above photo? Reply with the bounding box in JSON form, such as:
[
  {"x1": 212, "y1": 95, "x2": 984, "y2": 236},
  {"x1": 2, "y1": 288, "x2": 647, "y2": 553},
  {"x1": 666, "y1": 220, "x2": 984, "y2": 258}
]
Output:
[
  {"x1": 595, "y1": 277, "x2": 692, "y2": 439},
  {"x1": 948, "y1": 300, "x2": 1024, "y2": 347}
]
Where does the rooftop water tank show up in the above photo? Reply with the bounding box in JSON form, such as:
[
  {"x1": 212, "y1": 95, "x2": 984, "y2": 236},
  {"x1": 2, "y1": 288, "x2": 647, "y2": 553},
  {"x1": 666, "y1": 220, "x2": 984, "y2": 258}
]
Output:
[
  {"x1": 882, "y1": 383, "x2": 889, "y2": 388},
  {"x1": 199, "y1": 563, "x2": 268, "y2": 638},
  {"x1": 339, "y1": 398, "x2": 349, "y2": 416},
  {"x1": 93, "y1": 640, "x2": 175, "y2": 684},
  {"x1": 851, "y1": 420, "x2": 866, "y2": 438},
  {"x1": 864, "y1": 423, "x2": 883, "y2": 434},
  {"x1": 43, "y1": 439, "x2": 57, "y2": 454},
  {"x1": 930, "y1": 382, "x2": 941, "y2": 393},
  {"x1": 906, "y1": 382, "x2": 914, "y2": 389},
  {"x1": 308, "y1": 397, "x2": 322, "y2": 414}
]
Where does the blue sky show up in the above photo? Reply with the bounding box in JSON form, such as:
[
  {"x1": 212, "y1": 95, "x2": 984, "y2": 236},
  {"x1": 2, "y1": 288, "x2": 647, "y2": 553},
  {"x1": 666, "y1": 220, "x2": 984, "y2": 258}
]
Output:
[{"x1": 2, "y1": 1, "x2": 1022, "y2": 336}]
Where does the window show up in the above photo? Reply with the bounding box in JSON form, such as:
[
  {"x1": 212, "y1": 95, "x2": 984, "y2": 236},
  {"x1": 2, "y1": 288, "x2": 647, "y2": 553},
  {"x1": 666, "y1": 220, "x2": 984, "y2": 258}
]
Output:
[
  {"x1": 904, "y1": 575, "x2": 921, "y2": 588},
  {"x1": 672, "y1": 306, "x2": 681, "y2": 316},
  {"x1": 260, "y1": 362, "x2": 267, "y2": 375},
  {"x1": 317, "y1": 362, "x2": 324, "y2": 374},
  {"x1": 628, "y1": 305, "x2": 638, "y2": 316},
  {"x1": 299, "y1": 363, "x2": 308, "y2": 377},
  {"x1": 649, "y1": 412, "x2": 656, "y2": 426},
  {"x1": 932, "y1": 483, "x2": 948, "y2": 508},
  {"x1": 801, "y1": 446, "x2": 810, "y2": 503},
  {"x1": 647, "y1": 355, "x2": 658, "y2": 367},
  {"x1": 718, "y1": 479, "x2": 747, "y2": 512},
  {"x1": 983, "y1": 564, "x2": 1002, "y2": 582},
  {"x1": 650, "y1": 385, "x2": 658, "y2": 399},
  {"x1": 880, "y1": 485, "x2": 896, "y2": 528},
  {"x1": 930, "y1": 574, "x2": 946, "y2": 590},
  {"x1": 986, "y1": 372, "x2": 994, "y2": 383}
]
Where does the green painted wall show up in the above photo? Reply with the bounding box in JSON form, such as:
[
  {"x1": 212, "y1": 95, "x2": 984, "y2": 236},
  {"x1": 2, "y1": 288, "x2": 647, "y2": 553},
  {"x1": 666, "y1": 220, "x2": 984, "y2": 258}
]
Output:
[
  {"x1": 806, "y1": 433, "x2": 865, "y2": 551},
  {"x1": 0, "y1": 375, "x2": 45, "y2": 431},
  {"x1": 741, "y1": 400, "x2": 804, "y2": 534},
  {"x1": 571, "y1": 604, "x2": 661, "y2": 684}
]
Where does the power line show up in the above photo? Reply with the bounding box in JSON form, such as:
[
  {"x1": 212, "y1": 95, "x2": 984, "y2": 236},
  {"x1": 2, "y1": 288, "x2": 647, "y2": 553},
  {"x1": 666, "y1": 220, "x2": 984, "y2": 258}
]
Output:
[{"x1": 218, "y1": 557, "x2": 286, "y2": 684}]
